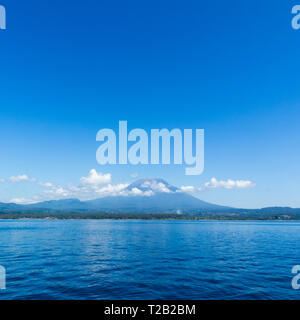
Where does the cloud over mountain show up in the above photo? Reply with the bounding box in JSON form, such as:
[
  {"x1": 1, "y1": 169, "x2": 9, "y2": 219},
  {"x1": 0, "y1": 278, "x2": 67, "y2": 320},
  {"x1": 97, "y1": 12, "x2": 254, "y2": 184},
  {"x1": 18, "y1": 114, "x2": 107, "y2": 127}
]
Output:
[{"x1": 2, "y1": 169, "x2": 255, "y2": 205}]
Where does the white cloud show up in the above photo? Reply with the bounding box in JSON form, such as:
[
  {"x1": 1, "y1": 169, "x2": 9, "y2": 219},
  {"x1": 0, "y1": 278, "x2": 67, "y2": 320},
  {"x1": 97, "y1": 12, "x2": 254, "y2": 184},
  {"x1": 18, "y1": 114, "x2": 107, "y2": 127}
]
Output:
[
  {"x1": 180, "y1": 178, "x2": 255, "y2": 193},
  {"x1": 143, "y1": 190, "x2": 155, "y2": 197},
  {"x1": 9, "y1": 174, "x2": 36, "y2": 183},
  {"x1": 119, "y1": 187, "x2": 154, "y2": 197},
  {"x1": 9, "y1": 198, "x2": 38, "y2": 205},
  {"x1": 156, "y1": 183, "x2": 171, "y2": 193},
  {"x1": 131, "y1": 187, "x2": 143, "y2": 195},
  {"x1": 130, "y1": 173, "x2": 139, "y2": 179},
  {"x1": 44, "y1": 186, "x2": 70, "y2": 197},
  {"x1": 204, "y1": 177, "x2": 255, "y2": 189},
  {"x1": 5, "y1": 170, "x2": 118, "y2": 203},
  {"x1": 4, "y1": 170, "x2": 256, "y2": 205},
  {"x1": 95, "y1": 183, "x2": 129, "y2": 196},
  {"x1": 0, "y1": 178, "x2": 5, "y2": 183},
  {"x1": 180, "y1": 186, "x2": 198, "y2": 193},
  {"x1": 80, "y1": 169, "x2": 111, "y2": 185},
  {"x1": 141, "y1": 181, "x2": 172, "y2": 193},
  {"x1": 39, "y1": 182, "x2": 54, "y2": 188}
]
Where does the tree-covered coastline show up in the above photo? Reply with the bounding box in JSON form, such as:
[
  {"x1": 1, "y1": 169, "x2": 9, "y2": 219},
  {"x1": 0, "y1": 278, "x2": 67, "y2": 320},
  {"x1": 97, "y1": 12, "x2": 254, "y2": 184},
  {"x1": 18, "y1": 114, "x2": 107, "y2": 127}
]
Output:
[{"x1": 0, "y1": 211, "x2": 299, "y2": 220}]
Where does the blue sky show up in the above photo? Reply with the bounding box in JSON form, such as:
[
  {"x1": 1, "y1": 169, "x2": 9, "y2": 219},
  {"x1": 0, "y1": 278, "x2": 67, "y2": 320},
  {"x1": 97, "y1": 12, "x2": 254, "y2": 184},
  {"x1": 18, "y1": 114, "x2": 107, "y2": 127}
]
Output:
[{"x1": 0, "y1": 0, "x2": 300, "y2": 208}]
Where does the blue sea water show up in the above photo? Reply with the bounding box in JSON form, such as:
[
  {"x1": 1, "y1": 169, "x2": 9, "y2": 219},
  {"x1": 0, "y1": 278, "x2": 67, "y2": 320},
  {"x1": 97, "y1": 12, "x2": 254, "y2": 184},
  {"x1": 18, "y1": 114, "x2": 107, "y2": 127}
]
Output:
[{"x1": 0, "y1": 219, "x2": 299, "y2": 300}]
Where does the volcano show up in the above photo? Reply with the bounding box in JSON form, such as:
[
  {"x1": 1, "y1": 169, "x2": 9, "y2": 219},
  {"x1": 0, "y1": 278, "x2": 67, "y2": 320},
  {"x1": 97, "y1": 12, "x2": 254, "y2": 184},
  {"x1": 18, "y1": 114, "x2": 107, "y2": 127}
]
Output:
[{"x1": 17, "y1": 178, "x2": 231, "y2": 214}]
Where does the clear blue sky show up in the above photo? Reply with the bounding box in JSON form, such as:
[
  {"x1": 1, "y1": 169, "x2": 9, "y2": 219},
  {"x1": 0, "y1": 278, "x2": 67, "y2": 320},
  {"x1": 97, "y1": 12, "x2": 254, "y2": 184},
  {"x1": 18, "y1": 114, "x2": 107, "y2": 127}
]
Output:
[{"x1": 0, "y1": 0, "x2": 300, "y2": 208}]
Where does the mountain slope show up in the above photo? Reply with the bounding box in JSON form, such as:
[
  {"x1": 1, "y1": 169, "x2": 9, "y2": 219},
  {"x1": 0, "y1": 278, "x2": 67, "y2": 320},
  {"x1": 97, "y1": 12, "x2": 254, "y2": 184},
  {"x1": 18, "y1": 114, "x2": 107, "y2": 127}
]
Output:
[
  {"x1": 0, "y1": 202, "x2": 22, "y2": 211},
  {"x1": 21, "y1": 178, "x2": 231, "y2": 213},
  {"x1": 0, "y1": 177, "x2": 299, "y2": 216}
]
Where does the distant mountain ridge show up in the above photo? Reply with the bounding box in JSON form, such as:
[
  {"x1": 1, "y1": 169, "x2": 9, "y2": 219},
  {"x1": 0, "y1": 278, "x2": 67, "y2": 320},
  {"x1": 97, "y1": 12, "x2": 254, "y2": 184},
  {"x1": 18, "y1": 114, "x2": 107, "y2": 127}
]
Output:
[
  {"x1": 0, "y1": 178, "x2": 299, "y2": 216},
  {"x1": 24, "y1": 178, "x2": 229, "y2": 213}
]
